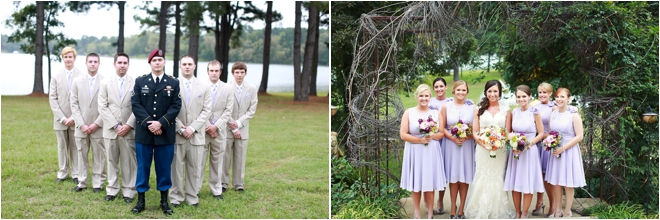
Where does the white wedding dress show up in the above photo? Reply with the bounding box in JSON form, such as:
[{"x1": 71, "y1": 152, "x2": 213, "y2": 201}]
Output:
[{"x1": 464, "y1": 105, "x2": 515, "y2": 219}]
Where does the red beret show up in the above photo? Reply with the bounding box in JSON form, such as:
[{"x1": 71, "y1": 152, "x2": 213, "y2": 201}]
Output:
[{"x1": 148, "y1": 49, "x2": 164, "y2": 63}]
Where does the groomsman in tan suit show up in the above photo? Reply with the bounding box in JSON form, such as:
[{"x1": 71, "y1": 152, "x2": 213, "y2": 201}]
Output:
[
  {"x1": 223, "y1": 62, "x2": 258, "y2": 192},
  {"x1": 200, "y1": 60, "x2": 233, "y2": 200},
  {"x1": 70, "y1": 53, "x2": 107, "y2": 192},
  {"x1": 169, "y1": 55, "x2": 212, "y2": 207},
  {"x1": 50, "y1": 46, "x2": 82, "y2": 184},
  {"x1": 98, "y1": 52, "x2": 137, "y2": 203}
]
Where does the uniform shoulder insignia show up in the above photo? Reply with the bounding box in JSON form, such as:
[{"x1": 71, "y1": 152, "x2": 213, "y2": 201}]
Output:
[{"x1": 137, "y1": 74, "x2": 148, "y2": 78}]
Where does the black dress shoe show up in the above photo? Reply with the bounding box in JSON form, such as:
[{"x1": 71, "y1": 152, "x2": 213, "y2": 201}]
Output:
[
  {"x1": 55, "y1": 178, "x2": 66, "y2": 183},
  {"x1": 236, "y1": 188, "x2": 245, "y2": 193},
  {"x1": 73, "y1": 178, "x2": 79, "y2": 184},
  {"x1": 105, "y1": 195, "x2": 116, "y2": 201},
  {"x1": 161, "y1": 202, "x2": 173, "y2": 215},
  {"x1": 191, "y1": 203, "x2": 198, "y2": 207},
  {"x1": 222, "y1": 187, "x2": 227, "y2": 193},
  {"x1": 171, "y1": 203, "x2": 180, "y2": 208},
  {"x1": 214, "y1": 194, "x2": 223, "y2": 200},
  {"x1": 93, "y1": 188, "x2": 103, "y2": 193},
  {"x1": 124, "y1": 197, "x2": 134, "y2": 203},
  {"x1": 72, "y1": 186, "x2": 86, "y2": 192}
]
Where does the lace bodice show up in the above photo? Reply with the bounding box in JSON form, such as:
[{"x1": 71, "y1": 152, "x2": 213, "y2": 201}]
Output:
[{"x1": 479, "y1": 105, "x2": 509, "y2": 128}]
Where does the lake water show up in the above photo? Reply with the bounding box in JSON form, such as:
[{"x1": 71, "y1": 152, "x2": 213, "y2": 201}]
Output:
[{"x1": 0, "y1": 53, "x2": 329, "y2": 95}]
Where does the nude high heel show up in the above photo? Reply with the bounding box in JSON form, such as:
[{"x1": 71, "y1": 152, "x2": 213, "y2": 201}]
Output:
[{"x1": 532, "y1": 203, "x2": 545, "y2": 216}]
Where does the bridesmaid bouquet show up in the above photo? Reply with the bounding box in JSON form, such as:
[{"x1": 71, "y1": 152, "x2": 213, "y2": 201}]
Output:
[
  {"x1": 418, "y1": 115, "x2": 438, "y2": 146},
  {"x1": 450, "y1": 119, "x2": 472, "y2": 147},
  {"x1": 543, "y1": 130, "x2": 562, "y2": 158},
  {"x1": 506, "y1": 133, "x2": 529, "y2": 160},
  {"x1": 477, "y1": 125, "x2": 506, "y2": 158}
]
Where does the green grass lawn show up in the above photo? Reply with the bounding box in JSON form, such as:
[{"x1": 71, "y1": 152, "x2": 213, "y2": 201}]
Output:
[
  {"x1": 399, "y1": 70, "x2": 504, "y2": 108},
  {"x1": 1, "y1": 92, "x2": 329, "y2": 218}
]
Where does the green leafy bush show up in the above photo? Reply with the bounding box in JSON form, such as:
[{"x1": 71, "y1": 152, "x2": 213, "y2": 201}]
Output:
[{"x1": 583, "y1": 202, "x2": 659, "y2": 219}]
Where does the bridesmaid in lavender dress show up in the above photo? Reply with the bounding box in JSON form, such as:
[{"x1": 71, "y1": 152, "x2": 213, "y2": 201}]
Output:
[
  {"x1": 440, "y1": 80, "x2": 475, "y2": 219},
  {"x1": 545, "y1": 88, "x2": 586, "y2": 218},
  {"x1": 532, "y1": 82, "x2": 556, "y2": 217},
  {"x1": 400, "y1": 84, "x2": 447, "y2": 219},
  {"x1": 503, "y1": 85, "x2": 546, "y2": 218},
  {"x1": 429, "y1": 77, "x2": 452, "y2": 215}
]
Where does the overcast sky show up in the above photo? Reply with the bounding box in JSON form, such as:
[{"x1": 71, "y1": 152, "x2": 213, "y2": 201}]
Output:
[{"x1": 1, "y1": 1, "x2": 304, "y2": 39}]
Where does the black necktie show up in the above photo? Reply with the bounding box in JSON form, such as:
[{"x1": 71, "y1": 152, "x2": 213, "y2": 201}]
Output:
[{"x1": 156, "y1": 76, "x2": 160, "y2": 86}]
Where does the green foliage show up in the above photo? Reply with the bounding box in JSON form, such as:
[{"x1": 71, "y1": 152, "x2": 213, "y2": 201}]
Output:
[
  {"x1": 1, "y1": 27, "x2": 329, "y2": 66},
  {"x1": 331, "y1": 156, "x2": 407, "y2": 218},
  {"x1": 333, "y1": 195, "x2": 404, "y2": 219},
  {"x1": 583, "y1": 202, "x2": 659, "y2": 219},
  {"x1": 499, "y1": 1, "x2": 659, "y2": 212},
  {"x1": 4, "y1": 2, "x2": 76, "y2": 62}
]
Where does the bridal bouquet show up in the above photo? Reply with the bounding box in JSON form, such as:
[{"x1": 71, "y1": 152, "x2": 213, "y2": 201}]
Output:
[
  {"x1": 477, "y1": 125, "x2": 506, "y2": 158},
  {"x1": 543, "y1": 130, "x2": 562, "y2": 158},
  {"x1": 450, "y1": 119, "x2": 472, "y2": 147},
  {"x1": 418, "y1": 115, "x2": 438, "y2": 146},
  {"x1": 507, "y1": 133, "x2": 529, "y2": 160}
]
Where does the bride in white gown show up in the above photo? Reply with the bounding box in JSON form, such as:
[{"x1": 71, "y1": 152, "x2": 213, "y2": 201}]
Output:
[{"x1": 463, "y1": 80, "x2": 515, "y2": 219}]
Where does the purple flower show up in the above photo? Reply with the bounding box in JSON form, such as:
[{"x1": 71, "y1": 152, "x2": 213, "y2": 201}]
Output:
[
  {"x1": 418, "y1": 118, "x2": 423, "y2": 124},
  {"x1": 429, "y1": 105, "x2": 439, "y2": 110},
  {"x1": 465, "y1": 99, "x2": 474, "y2": 106},
  {"x1": 452, "y1": 127, "x2": 458, "y2": 134},
  {"x1": 458, "y1": 119, "x2": 463, "y2": 124}
]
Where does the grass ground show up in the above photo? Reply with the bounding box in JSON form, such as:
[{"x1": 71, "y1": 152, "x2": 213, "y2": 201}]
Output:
[
  {"x1": 1, "y1": 92, "x2": 329, "y2": 218},
  {"x1": 399, "y1": 70, "x2": 504, "y2": 108}
]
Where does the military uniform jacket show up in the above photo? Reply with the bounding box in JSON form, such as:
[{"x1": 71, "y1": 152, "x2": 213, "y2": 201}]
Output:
[{"x1": 131, "y1": 73, "x2": 182, "y2": 145}]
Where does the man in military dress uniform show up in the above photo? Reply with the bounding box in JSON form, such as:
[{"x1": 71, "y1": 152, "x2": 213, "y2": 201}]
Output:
[{"x1": 130, "y1": 49, "x2": 181, "y2": 215}]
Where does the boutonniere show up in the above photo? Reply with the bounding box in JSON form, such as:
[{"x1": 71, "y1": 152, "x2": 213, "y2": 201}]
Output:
[
  {"x1": 245, "y1": 93, "x2": 251, "y2": 98},
  {"x1": 222, "y1": 93, "x2": 227, "y2": 97},
  {"x1": 197, "y1": 94, "x2": 202, "y2": 98}
]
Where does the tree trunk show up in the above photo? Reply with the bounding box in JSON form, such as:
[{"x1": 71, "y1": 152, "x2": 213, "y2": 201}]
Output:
[
  {"x1": 117, "y1": 1, "x2": 125, "y2": 53},
  {"x1": 310, "y1": 8, "x2": 320, "y2": 96},
  {"x1": 258, "y1": 1, "x2": 273, "y2": 94},
  {"x1": 214, "y1": 15, "x2": 222, "y2": 80},
  {"x1": 453, "y1": 58, "x2": 459, "y2": 82},
  {"x1": 173, "y1": 2, "x2": 181, "y2": 78},
  {"x1": 187, "y1": 2, "x2": 201, "y2": 77},
  {"x1": 300, "y1": 4, "x2": 318, "y2": 102},
  {"x1": 293, "y1": 1, "x2": 302, "y2": 101},
  {"x1": 158, "y1": 1, "x2": 169, "y2": 54},
  {"x1": 45, "y1": 4, "x2": 53, "y2": 89},
  {"x1": 34, "y1": 2, "x2": 45, "y2": 94},
  {"x1": 486, "y1": 51, "x2": 491, "y2": 73}
]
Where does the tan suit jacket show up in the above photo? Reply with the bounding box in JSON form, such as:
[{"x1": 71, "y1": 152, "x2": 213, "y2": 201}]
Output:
[
  {"x1": 70, "y1": 73, "x2": 104, "y2": 138},
  {"x1": 205, "y1": 81, "x2": 234, "y2": 144},
  {"x1": 226, "y1": 82, "x2": 258, "y2": 139},
  {"x1": 49, "y1": 67, "x2": 83, "y2": 130},
  {"x1": 175, "y1": 77, "x2": 212, "y2": 145},
  {"x1": 98, "y1": 75, "x2": 137, "y2": 139}
]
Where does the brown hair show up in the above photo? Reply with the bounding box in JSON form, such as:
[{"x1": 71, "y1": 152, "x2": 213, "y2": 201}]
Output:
[
  {"x1": 232, "y1": 61, "x2": 247, "y2": 73},
  {"x1": 555, "y1": 88, "x2": 571, "y2": 98},
  {"x1": 113, "y1": 52, "x2": 129, "y2": 63},
  {"x1": 180, "y1": 54, "x2": 195, "y2": 62},
  {"x1": 516, "y1": 84, "x2": 531, "y2": 96},
  {"x1": 477, "y1": 80, "x2": 503, "y2": 116},
  {"x1": 86, "y1": 53, "x2": 100, "y2": 62},
  {"x1": 452, "y1": 80, "x2": 469, "y2": 94}
]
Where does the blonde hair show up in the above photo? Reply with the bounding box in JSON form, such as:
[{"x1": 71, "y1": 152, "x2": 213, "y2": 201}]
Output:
[
  {"x1": 538, "y1": 82, "x2": 554, "y2": 94},
  {"x1": 556, "y1": 88, "x2": 571, "y2": 98},
  {"x1": 61, "y1": 46, "x2": 77, "y2": 58},
  {"x1": 207, "y1": 60, "x2": 222, "y2": 71},
  {"x1": 452, "y1": 80, "x2": 469, "y2": 94},
  {"x1": 414, "y1": 84, "x2": 431, "y2": 97}
]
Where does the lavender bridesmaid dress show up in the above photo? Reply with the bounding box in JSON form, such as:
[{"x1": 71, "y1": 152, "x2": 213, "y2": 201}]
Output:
[
  {"x1": 503, "y1": 107, "x2": 545, "y2": 193},
  {"x1": 544, "y1": 108, "x2": 587, "y2": 187},
  {"x1": 400, "y1": 108, "x2": 447, "y2": 192}
]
